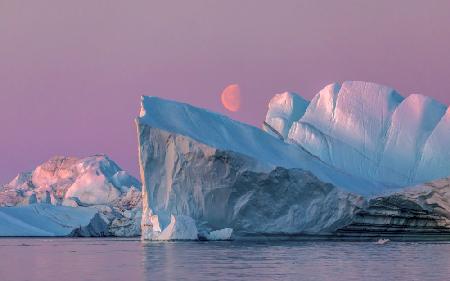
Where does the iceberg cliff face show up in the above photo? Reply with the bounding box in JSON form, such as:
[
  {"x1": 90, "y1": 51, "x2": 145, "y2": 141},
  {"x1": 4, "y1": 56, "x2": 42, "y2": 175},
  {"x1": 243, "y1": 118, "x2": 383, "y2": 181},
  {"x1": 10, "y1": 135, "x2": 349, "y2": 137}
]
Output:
[
  {"x1": 337, "y1": 178, "x2": 450, "y2": 237},
  {"x1": 379, "y1": 94, "x2": 447, "y2": 183},
  {"x1": 415, "y1": 108, "x2": 450, "y2": 182}
]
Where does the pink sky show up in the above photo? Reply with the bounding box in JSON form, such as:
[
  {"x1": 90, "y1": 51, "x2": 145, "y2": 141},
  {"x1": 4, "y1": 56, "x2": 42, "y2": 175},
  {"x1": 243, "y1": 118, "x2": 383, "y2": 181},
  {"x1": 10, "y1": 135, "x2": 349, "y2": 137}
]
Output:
[{"x1": 1, "y1": 0, "x2": 449, "y2": 183}]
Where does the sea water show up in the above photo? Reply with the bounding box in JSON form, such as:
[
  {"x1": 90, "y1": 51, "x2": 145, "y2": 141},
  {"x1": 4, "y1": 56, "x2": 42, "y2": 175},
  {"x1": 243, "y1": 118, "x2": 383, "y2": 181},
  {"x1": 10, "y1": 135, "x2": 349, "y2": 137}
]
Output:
[{"x1": 0, "y1": 238, "x2": 449, "y2": 281}]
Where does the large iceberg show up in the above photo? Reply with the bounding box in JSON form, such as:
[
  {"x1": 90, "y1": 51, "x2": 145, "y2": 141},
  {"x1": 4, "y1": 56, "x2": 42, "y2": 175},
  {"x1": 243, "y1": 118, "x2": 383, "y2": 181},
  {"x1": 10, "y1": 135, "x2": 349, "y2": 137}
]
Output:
[
  {"x1": 0, "y1": 155, "x2": 142, "y2": 237},
  {"x1": 137, "y1": 82, "x2": 450, "y2": 240}
]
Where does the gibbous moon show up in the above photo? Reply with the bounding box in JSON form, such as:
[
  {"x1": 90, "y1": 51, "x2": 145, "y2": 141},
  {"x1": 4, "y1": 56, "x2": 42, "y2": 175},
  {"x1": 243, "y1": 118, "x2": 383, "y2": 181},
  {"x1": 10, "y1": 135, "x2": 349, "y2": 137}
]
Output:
[{"x1": 221, "y1": 84, "x2": 241, "y2": 112}]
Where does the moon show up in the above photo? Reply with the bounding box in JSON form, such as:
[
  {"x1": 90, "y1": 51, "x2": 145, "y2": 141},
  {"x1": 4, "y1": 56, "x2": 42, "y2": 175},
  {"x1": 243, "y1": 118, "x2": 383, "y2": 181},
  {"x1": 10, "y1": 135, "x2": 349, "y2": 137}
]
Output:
[{"x1": 221, "y1": 84, "x2": 241, "y2": 112}]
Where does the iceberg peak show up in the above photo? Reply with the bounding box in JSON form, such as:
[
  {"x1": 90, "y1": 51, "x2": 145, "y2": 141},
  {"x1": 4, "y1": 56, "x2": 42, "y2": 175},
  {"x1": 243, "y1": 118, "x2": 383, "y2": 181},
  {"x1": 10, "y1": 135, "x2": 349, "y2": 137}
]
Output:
[{"x1": 263, "y1": 91, "x2": 309, "y2": 139}]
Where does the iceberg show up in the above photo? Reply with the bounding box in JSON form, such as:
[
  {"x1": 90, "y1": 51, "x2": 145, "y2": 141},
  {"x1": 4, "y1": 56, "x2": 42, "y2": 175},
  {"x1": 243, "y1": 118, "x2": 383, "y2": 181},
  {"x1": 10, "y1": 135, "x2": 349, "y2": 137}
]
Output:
[
  {"x1": 137, "y1": 82, "x2": 450, "y2": 240},
  {"x1": 0, "y1": 155, "x2": 142, "y2": 237}
]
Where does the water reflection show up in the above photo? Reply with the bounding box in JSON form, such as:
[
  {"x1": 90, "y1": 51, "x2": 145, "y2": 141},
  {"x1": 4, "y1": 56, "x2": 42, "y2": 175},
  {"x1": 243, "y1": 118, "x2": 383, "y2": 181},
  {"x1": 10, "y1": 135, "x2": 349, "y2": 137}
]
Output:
[
  {"x1": 1, "y1": 238, "x2": 450, "y2": 281},
  {"x1": 141, "y1": 240, "x2": 450, "y2": 281}
]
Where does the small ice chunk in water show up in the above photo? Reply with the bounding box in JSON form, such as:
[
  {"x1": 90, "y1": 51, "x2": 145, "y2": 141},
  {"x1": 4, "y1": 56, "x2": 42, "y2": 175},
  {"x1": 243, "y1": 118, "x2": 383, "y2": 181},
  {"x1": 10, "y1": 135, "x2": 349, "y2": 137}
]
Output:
[{"x1": 206, "y1": 228, "x2": 233, "y2": 241}]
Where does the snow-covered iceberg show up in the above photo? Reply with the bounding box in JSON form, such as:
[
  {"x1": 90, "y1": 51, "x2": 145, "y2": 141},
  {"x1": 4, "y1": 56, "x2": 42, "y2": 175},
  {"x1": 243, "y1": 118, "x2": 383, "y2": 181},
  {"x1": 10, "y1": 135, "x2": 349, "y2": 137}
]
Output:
[
  {"x1": 137, "y1": 82, "x2": 450, "y2": 240},
  {"x1": 0, "y1": 155, "x2": 142, "y2": 237}
]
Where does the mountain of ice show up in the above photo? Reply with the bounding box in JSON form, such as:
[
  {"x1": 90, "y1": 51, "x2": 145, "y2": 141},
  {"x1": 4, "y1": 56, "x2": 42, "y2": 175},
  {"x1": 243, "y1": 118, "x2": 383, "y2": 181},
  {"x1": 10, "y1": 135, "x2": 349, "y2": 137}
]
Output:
[
  {"x1": 137, "y1": 85, "x2": 450, "y2": 240},
  {"x1": 0, "y1": 155, "x2": 142, "y2": 237},
  {"x1": 279, "y1": 81, "x2": 449, "y2": 186}
]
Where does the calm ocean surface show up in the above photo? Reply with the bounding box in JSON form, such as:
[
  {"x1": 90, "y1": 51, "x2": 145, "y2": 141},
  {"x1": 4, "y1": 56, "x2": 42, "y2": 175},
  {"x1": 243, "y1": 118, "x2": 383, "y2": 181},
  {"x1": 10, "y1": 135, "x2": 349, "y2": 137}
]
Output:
[{"x1": 1, "y1": 238, "x2": 449, "y2": 281}]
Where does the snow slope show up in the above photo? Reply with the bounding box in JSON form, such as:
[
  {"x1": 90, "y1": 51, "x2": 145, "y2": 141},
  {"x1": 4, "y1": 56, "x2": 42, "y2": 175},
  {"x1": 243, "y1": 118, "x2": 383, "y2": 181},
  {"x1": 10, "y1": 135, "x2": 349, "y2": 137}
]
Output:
[
  {"x1": 0, "y1": 204, "x2": 108, "y2": 236},
  {"x1": 285, "y1": 81, "x2": 449, "y2": 186}
]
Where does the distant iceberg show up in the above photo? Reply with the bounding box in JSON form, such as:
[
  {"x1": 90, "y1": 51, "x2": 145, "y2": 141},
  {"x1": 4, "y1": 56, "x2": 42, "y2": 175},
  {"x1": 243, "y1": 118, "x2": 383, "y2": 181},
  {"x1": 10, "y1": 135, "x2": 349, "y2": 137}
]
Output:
[{"x1": 0, "y1": 155, "x2": 142, "y2": 237}]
